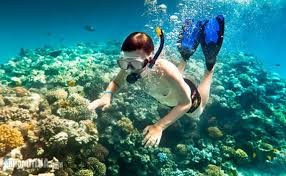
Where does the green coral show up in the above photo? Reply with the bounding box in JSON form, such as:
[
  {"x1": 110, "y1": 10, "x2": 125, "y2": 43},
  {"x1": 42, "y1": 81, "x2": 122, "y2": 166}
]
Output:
[
  {"x1": 75, "y1": 169, "x2": 93, "y2": 176},
  {"x1": 208, "y1": 126, "x2": 223, "y2": 139},
  {"x1": 234, "y1": 149, "x2": 249, "y2": 164},
  {"x1": 176, "y1": 144, "x2": 188, "y2": 156},
  {"x1": 87, "y1": 157, "x2": 106, "y2": 176},
  {"x1": 117, "y1": 117, "x2": 135, "y2": 134},
  {"x1": 205, "y1": 164, "x2": 225, "y2": 176}
]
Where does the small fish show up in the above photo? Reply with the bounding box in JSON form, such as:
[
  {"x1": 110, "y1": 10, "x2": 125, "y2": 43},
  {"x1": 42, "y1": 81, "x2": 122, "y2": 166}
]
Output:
[
  {"x1": 275, "y1": 64, "x2": 281, "y2": 67},
  {"x1": 252, "y1": 152, "x2": 256, "y2": 158},
  {"x1": 267, "y1": 155, "x2": 272, "y2": 161},
  {"x1": 67, "y1": 80, "x2": 76, "y2": 87},
  {"x1": 84, "y1": 25, "x2": 95, "y2": 32}
]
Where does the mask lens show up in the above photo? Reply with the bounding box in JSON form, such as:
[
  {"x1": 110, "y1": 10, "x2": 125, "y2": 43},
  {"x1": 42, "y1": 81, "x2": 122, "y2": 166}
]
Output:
[
  {"x1": 130, "y1": 60, "x2": 145, "y2": 70},
  {"x1": 117, "y1": 60, "x2": 129, "y2": 69},
  {"x1": 117, "y1": 58, "x2": 146, "y2": 70}
]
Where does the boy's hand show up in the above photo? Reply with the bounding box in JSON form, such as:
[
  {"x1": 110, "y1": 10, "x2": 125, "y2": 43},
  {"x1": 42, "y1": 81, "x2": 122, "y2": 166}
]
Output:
[
  {"x1": 142, "y1": 124, "x2": 163, "y2": 147},
  {"x1": 88, "y1": 96, "x2": 111, "y2": 111}
]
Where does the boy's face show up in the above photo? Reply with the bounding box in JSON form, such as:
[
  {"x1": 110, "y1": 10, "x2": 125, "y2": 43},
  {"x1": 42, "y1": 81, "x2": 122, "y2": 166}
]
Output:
[{"x1": 118, "y1": 49, "x2": 152, "y2": 73}]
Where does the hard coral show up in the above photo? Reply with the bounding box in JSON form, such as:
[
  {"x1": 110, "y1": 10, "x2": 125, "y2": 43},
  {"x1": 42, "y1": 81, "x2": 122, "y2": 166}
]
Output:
[
  {"x1": 93, "y1": 144, "x2": 109, "y2": 162},
  {"x1": 46, "y1": 89, "x2": 68, "y2": 104},
  {"x1": 208, "y1": 126, "x2": 223, "y2": 139},
  {"x1": 86, "y1": 157, "x2": 106, "y2": 176},
  {"x1": 117, "y1": 117, "x2": 135, "y2": 134},
  {"x1": 176, "y1": 144, "x2": 188, "y2": 156},
  {"x1": 75, "y1": 169, "x2": 93, "y2": 176},
  {"x1": 234, "y1": 149, "x2": 249, "y2": 164},
  {"x1": 205, "y1": 164, "x2": 225, "y2": 176},
  {"x1": 0, "y1": 124, "x2": 24, "y2": 156},
  {"x1": 56, "y1": 93, "x2": 96, "y2": 121},
  {"x1": 0, "y1": 107, "x2": 33, "y2": 122}
]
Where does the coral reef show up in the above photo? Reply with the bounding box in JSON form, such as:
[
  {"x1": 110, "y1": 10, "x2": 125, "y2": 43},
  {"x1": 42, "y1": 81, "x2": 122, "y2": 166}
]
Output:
[{"x1": 0, "y1": 42, "x2": 285, "y2": 175}]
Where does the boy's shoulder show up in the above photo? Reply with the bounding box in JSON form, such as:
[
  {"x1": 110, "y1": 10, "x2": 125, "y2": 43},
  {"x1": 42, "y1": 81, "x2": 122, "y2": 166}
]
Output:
[
  {"x1": 154, "y1": 58, "x2": 180, "y2": 77},
  {"x1": 155, "y1": 58, "x2": 177, "y2": 70}
]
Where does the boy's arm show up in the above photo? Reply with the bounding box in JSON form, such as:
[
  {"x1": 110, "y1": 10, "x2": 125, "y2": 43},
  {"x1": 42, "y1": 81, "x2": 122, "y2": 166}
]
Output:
[
  {"x1": 154, "y1": 60, "x2": 192, "y2": 130},
  {"x1": 102, "y1": 69, "x2": 127, "y2": 99},
  {"x1": 88, "y1": 69, "x2": 127, "y2": 111},
  {"x1": 142, "y1": 59, "x2": 192, "y2": 147}
]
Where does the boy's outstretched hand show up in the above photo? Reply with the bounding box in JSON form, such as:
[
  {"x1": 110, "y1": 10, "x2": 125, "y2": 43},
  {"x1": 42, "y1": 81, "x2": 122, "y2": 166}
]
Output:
[
  {"x1": 142, "y1": 124, "x2": 163, "y2": 147},
  {"x1": 88, "y1": 96, "x2": 111, "y2": 111}
]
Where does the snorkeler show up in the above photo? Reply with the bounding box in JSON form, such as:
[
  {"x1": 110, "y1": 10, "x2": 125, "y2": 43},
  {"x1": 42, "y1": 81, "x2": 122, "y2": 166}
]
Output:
[{"x1": 88, "y1": 15, "x2": 225, "y2": 147}]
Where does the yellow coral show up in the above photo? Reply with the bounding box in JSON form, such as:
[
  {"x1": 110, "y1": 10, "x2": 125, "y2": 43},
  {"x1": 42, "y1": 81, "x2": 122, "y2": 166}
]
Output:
[
  {"x1": 117, "y1": 117, "x2": 134, "y2": 134},
  {"x1": 222, "y1": 145, "x2": 236, "y2": 156},
  {"x1": 205, "y1": 164, "x2": 225, "y2": 176},
  {"x1": 207, "y1": 126, "x2": 223, "y2": 139},
  {"x1": 0, "y1": 124, "x2": 24, "y2": 157},
  {"x1": 67, "y1": 80, "x2": 76, "y2": 87},
  {"x1": 235, "y1": 148, "x2": 248, "y2": 158}
]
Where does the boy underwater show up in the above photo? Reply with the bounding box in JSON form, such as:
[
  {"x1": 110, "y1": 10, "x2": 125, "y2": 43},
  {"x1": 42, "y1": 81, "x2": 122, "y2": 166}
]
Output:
[{"x1": 88, "y1": 15, "x2": 225, "y2": 147}]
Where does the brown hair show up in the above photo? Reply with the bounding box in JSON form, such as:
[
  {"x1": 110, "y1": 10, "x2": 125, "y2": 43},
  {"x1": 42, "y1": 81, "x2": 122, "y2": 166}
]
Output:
[{"x1": 121, "y1": 32, "x2": 154, "y2": 55}]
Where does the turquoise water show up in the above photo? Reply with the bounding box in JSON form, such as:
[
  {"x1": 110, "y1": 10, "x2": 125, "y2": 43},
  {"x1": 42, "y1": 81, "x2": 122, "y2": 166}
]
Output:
[
  {"x1": 0, "y1": 0, "x2": 285, "y2": 78},
  {"x1": 0, "y1": 0, "x2": 286, "y2": 176}
]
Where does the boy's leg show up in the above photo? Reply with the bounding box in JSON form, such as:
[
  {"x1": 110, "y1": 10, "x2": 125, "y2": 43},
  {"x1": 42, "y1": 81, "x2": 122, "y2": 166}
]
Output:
[
  {"x1": 178, "y1": 60, "x2": 187, "y2": 74},
  {"x1": 197, "y1": 66, "x2": 215, "y2": 108}
]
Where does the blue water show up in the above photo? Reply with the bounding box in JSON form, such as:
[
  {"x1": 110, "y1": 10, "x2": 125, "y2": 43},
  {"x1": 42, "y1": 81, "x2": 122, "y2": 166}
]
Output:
[{"x1": 0, "y1": 0, "x2": 285, "y2": 78}]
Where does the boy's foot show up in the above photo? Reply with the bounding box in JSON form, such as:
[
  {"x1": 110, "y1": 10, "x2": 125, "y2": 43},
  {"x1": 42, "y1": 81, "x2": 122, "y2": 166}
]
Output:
[{"x1": 200, "y1": 15, "x2": 225, "y2": 71}]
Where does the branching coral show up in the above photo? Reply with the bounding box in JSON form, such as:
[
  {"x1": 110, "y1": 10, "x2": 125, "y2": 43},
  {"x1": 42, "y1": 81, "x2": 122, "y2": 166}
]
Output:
[
  {"x1": 86, "y1": 157, "x2": 106, "y2": 176},
  {"x1": 117, "y1": 117, "x2": 135, "y2": 134},
  {"x1": 0, "y1": 107, "x2": 32, "y2": 122},
  {"x1": 40, "y1": 115, "x2": 98, "y2": 147},
  {"x1": 0, "y1": 124, "x2": 24, "y2": 156},
  {"x1": 56, "y1": 93, "x2": 97, "y2": 121}
]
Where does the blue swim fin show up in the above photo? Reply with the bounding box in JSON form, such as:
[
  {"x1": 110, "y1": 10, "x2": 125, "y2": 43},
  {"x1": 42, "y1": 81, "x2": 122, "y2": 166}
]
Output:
[
  {"x1": 200, "y1": 15, "x2": 225, "y2": 71},
  {"x1": 177, "y1": 19, "x2": 203, "y2": 61}
]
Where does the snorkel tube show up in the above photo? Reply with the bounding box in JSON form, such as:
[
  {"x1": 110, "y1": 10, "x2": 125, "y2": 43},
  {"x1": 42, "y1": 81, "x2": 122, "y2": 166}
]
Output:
[
  {"x1": 126, "y1": 27, "x2": 164, "y2": 84},
  {"x1": 148, "y1": 27, "x2": 164, "y2": 68}
]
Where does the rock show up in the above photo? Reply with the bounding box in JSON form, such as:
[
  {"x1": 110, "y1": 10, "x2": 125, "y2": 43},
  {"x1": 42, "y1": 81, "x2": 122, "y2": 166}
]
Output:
[
  {"x1": 14, "y1": 87, "x2": 29, "y2": 97},
  {"x1": 10, "y1": 77, "x2": 22, "y2": 86}
]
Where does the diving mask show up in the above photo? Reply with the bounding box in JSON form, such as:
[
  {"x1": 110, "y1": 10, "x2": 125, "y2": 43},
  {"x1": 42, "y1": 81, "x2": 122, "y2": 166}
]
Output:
[
  {"x1": 117, "y1": 57, "x2": 149, "y2": 70},
  {"x1": 121, "y1": 27, "x2": 164, "y2": 84}
]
